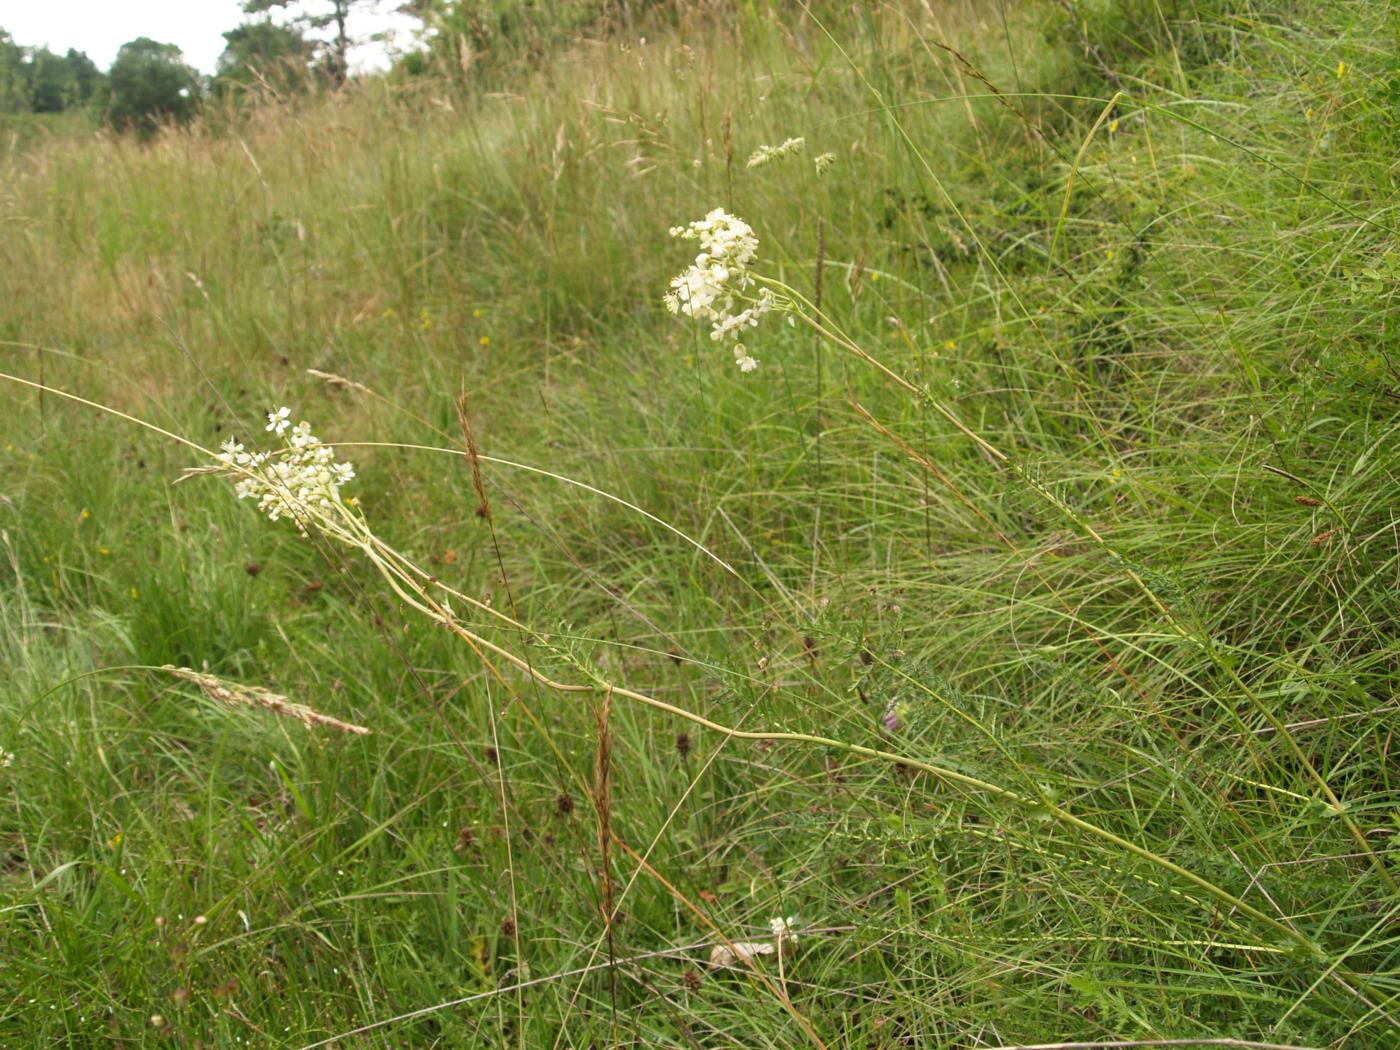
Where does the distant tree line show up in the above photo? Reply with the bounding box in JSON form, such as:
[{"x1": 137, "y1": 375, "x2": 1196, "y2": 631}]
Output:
[
  {"x1": 0, "y1": 8, "x2": 331, "y2": 139},
  {"x1": 0, "y1": 31, "x2": 106, "y2": 114},
  {"x1": 0, "y1": 2, "x2": 661, "y2": 139}
]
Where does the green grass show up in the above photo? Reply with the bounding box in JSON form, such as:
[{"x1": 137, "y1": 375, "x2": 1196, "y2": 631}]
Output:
[{"x1": 3, "y1": 0, "x2": 1400, "y2": 1045}]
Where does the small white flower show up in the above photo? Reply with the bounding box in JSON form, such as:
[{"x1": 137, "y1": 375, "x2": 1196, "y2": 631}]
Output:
[
  {"x1": 666, "y1": 209, "x2": 781, "y2": 372},
  {"x1": 814, "y1": 152, "x2": 836, "y2": 176},
  {"x1": 769, "y1": 915, "x2": 799, "y2": 952},
  {"x1": 265, "y1": 407, "x2": 292, "y2": 435},
  {"x1": 215, "y1": 411, "x2": 356, "y2": 535},
  {"x1": 769, "y1": 915, "x2": 797, "y2": 939},
  {"x1": 0, "y1": 747, "x2": 14, "y2": 768}
]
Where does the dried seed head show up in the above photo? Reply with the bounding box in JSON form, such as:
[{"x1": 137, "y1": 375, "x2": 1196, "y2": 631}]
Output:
[
  {"x1": 161, "y1": 666, "x2": 369, "y2": 736},
  {"x1": 675, "y1": 732, "x2": 691, "y2": 758},
  {"x1": 306, "y1": 368, "x2": 373, "y2": 396}
]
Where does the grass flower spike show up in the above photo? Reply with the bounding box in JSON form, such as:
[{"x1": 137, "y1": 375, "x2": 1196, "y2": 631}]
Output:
[
  {"x1": 664, "y1": 208, "x2": 776, "y2": 372},
  {"x1": 746, "y1": 136, "x2": 805, "y2": 169},
  {"x1": 214, "y1": 409, "x2": 356, "y2": 533}
]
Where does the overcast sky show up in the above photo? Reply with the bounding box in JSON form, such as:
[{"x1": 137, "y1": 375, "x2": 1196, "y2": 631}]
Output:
[{"x1": 1, "y1": 1, "x2": 420, "y2": 74}]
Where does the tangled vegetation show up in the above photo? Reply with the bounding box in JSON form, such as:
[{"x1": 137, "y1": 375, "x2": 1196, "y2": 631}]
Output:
[{"x1": 2, "y1": 1, "x2": 1399, "y2": 1045}]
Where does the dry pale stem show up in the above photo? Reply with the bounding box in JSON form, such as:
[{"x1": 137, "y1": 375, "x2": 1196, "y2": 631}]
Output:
[{"x1": 162, "y1": 665, "x2": 370, "y2": 735}]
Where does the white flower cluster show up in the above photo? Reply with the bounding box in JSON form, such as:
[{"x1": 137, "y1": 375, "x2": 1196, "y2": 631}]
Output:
[
  {"x1": 814, "y1": 151, "x2": 836, "y2": 176},
  {"x1": 747, "y1": 136, "x2": 805, "y2": 169},
  {"x1": 769, "y1": 915, "x2": 799, "y2": 944},
  {"x1": 0, "y1": 747, "x2": 13, "y2": 768},
  {"x1": 664, "y1": 208, "x2": 775, "y2": 373},
  {"x1": 216, "y1": 409, "x2": 355, "y2": 532}
]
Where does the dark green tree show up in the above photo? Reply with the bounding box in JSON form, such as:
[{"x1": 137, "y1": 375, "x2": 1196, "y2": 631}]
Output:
[
  {"x1": 213, "y1": 20, "x2": 313, "y2": 95},
  {"x1": 0, "y1": 29, "x2": 106, "y2": 116},
  {"x1": 28, "y1": 49, "x2": 69, "y2": 112},
  {"x1": 106, "y1": 38, "x2": 202, "y2": 137},
  {"x1": 241, "y1": 1, "x2": 383, "y2": 86},
  {"x1": 65, "y1": 49, "x2": 106, "y2": 104},
  {"x1": 29, "y1": 48, "x2": 104, "y2": 112},
  {"x1": 0, "y1": 29, "x2": 28, "y2": 113}
]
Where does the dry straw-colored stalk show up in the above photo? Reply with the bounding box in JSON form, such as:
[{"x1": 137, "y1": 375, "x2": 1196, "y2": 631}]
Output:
[
  {"x1": 162, "y1": 665, "x2": 370, "y2": 735},
  {"x1": 306, "y1": 368, "x2": 375, "y2": 396},
  {"x1": 454, "y1": 392, "x2": 491, "y2": 521},
  {"x1": 593, "y1": 685, "x2": 620, "y2": 1038}
]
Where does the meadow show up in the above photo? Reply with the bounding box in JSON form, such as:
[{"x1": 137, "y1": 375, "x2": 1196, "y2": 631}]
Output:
[{"x1": 3, "y1": 1, "x2": 1400, "y2": 1045}]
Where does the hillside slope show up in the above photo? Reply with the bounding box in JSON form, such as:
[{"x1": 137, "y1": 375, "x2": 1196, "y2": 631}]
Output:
[{"x1": 2, "y1": 1, "x2": 1399, "y2": 1045}]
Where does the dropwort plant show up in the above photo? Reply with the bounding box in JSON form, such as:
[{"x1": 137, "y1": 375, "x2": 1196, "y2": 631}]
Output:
[
  {"x1": 6, "y1": 2, "x2": 1400, "y2": 1042},
  {"x1": 214, "y1": 410, "x2": 357, "y2": 533},
  {"x1": 664, "y1": 208, "x2": 780, "y2": 371},
  {"x1": 163, "y1": 213, "x2": 1385, "y2": 1025}
]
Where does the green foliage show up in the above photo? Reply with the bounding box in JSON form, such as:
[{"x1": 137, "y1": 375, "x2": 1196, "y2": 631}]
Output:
[
  {"x1": 398, "y1": 0, "x2": 686, "y2": 84},
  {"x1": 105, "y1": 38, "x2": 203, "y2": 137},
  {"x1": 29, "y1": 48, "x2": 104, "y2": 113},
  {"x1": 406, "y1": 0, "x2": 626, "y2": 74},
  {"x1": 0, "y1": 27, "x2": 106, "y2": 116},
  {"x1": 3, "y1": 1, "x2": 1400, "y2": 1045},
  {"x1": 242, "y1": 0, "x2": 369, "y2": 83},
  {"x1": 0, "y1": 29, "x2": 26, "y2": 113},
  {"x1": 213, "y1": 20, "x2": 315, "y2": 97}
]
